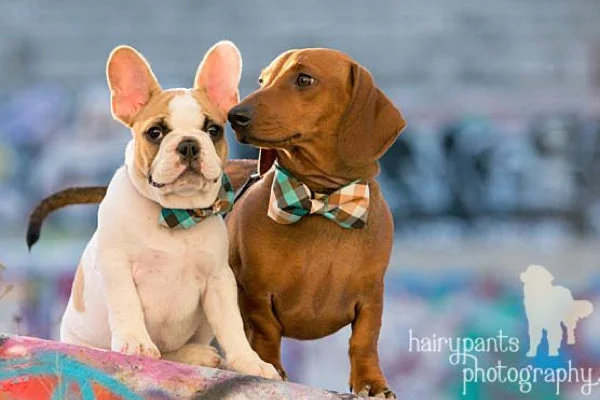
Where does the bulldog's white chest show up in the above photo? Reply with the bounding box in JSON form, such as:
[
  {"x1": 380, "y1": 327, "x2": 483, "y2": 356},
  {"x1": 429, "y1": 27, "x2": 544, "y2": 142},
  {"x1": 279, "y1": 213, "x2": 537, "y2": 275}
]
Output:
[
  {"x1": 128, "y1": 205, "x2": 226, "y2": 311},
  {"x1": 131, "y1": 243, "x2": 204, "y2": 317},
  {"x1": 93, "y1": 167, "x2": 229, "y2": 349}
]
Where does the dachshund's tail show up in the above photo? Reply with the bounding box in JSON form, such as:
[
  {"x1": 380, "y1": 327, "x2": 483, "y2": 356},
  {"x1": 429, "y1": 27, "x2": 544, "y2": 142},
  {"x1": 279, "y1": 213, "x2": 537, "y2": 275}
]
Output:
[{"x1": 27, "y1": 187, "x2": 108, "y2": 250}]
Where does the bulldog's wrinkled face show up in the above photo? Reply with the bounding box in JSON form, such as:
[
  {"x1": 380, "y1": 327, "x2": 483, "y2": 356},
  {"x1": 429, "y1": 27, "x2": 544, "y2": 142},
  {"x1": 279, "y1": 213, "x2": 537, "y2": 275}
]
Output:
[
  {"x1": 106, "y1": 41, "x2": 242, "y2": 206},
  {"x1": 130, "y1": 89, "x2": 227, "y2": 196}
]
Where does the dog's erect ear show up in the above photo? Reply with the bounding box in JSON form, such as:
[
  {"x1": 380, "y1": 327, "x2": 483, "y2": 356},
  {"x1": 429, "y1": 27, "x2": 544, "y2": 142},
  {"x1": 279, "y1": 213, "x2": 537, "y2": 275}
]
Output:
[
  {"x1": 106, "y1": 46, "x2": 161, "y2": 127},
  {"x1": 195, "y1": 40, "x2": 242, "y2": 116},
  {"x1": 336, "y1": 63, "x2": 406, "y2": 164}
]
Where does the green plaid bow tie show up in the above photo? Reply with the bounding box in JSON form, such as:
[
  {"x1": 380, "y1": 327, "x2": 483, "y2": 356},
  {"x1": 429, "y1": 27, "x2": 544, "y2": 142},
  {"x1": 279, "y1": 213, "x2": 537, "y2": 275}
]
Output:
[
  {"x1": 268, "y1": 165, "x2": 369, "y2": 229},
  {"x1": 159, "y1": 173, "x2": 234, "y2": 229}
]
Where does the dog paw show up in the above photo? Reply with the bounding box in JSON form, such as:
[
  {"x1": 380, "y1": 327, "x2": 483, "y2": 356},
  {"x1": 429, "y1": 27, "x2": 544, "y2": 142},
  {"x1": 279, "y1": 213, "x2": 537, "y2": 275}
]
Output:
[
  {"x1": 111, "y1": 331, "x2": 160, "y2": 359},
  {"x1": 352, "y1": 384, "x2": 396, "y2": 398},
  {"x1": 276, "y1": 366, "x2": 288, "y2": 381},
  {"x1": 227, "y1": 354, "x2": 282, "y2": 380},
  {"x1": 350, "y1": 378, "x2": 396, "y2": 398},
  {"x1": 164, "y1": 344, "x2": 222, "y2": 368}
]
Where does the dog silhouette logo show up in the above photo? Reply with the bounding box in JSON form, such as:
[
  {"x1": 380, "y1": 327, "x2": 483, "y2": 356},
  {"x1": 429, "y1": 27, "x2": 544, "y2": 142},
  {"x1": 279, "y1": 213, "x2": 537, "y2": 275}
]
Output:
[{"x1": 521, "y1": 264, "x2": 593, "y2": 357}]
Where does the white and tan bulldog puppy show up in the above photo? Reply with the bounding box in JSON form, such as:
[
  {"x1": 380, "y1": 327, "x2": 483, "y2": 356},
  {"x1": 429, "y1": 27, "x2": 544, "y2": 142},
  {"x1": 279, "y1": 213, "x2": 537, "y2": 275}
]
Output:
[{"x1": 59, "y1": 41, "x2": 280, "y2": 380}]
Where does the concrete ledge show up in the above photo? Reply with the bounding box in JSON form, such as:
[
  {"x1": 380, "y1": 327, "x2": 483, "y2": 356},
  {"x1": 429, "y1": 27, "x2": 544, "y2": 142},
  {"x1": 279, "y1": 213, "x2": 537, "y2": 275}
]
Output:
[{"x1": 0, "y1": 335, "x2": 356, "y2": 399}]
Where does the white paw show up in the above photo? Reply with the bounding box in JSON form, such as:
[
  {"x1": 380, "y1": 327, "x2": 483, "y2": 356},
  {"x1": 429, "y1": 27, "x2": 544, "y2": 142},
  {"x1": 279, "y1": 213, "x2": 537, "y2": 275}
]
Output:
[
  {"x1": 228, "y1": 354, "x2": 281, "y2": 380},
  {"x1": 111, "y1": 331, "x2": 160, "y2": 359},
  {"x1": 167, "y1": 344, "x2": 222, "y2": 368}
]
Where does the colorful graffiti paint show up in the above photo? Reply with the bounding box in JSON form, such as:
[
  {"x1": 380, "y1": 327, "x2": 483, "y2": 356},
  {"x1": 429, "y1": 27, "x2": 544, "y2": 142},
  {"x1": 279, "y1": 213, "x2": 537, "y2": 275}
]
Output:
[{"x1": 0, "y1": 335, "x2": 354, "y2": 399}]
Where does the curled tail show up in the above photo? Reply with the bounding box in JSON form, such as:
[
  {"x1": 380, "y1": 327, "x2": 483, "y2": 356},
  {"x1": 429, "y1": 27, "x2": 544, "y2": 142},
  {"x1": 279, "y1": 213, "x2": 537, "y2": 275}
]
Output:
[
  {"x1": 27, "y1": 187, "x2": 108, "y2": 250},
  {"x1": 570, "y1": 300, "x2": 594, "y2": 322},
  {"x1": 564, "y1": 299, "x2": 594, "y2": 344}
]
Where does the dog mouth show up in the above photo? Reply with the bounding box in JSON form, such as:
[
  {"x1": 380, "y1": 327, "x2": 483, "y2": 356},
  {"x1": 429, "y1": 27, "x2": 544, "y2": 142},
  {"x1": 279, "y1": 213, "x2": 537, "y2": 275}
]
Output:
[
  {"x1": 148, "y1": 168, "x2": 218, "y2": 188},
  {"x1": 240, "y1": 133, "x2": 301, "y2": 148}
]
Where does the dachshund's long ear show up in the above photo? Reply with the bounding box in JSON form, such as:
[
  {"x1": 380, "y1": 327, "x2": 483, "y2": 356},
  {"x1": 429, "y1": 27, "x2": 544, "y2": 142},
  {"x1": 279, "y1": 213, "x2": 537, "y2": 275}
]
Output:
[{"x1": 336, "y1": 63, "x2": 406, "y2": 164}]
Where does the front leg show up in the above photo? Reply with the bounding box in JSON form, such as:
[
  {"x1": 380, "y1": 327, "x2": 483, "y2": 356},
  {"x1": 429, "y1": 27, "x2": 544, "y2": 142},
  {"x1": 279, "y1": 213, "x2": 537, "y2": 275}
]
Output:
[
  {"x1": 202, "y1": 265, "x2": 281, "y2": 380},
  {"x1": 526, "y1": 319, "x2": 542, "y2": 357},
  {"x1": 97, "y1": 248, "x2": 159, "y2": 359},
  {"x1": 349, "y1": 284, "x2": 395, "y2": 398},
  {"x1": 239, "y1": 288, "x2": 287, "y2": 380}
]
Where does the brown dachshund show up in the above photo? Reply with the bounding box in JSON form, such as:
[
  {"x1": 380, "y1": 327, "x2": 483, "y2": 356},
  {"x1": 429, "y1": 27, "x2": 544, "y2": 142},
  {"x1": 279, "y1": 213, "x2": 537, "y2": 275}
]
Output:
[{"x1": 227, "y1": 48, "x2": 405, "y2": 397}]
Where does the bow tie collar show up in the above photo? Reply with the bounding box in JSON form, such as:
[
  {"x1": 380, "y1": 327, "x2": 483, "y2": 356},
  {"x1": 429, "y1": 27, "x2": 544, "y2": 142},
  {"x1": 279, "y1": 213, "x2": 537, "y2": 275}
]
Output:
[
  {"x1": 159, "y1": 173, "x2": 234, "y2": 229},
  {"x1": 267, "y1": 164, "x2": 369, "y2": 229}
]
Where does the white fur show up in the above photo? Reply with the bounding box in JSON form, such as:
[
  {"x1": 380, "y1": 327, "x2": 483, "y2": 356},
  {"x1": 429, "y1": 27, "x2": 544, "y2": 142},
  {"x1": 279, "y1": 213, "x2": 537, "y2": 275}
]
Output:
[
  {"x1": 521, "y1": 264, "x2": 594, "y2": 357},
  {"x1": 60, "y1": 92, "x2": 279, "y2": 379},
  {"x1": 169, "y1": 91, "x2": 203, "y2": 130}
]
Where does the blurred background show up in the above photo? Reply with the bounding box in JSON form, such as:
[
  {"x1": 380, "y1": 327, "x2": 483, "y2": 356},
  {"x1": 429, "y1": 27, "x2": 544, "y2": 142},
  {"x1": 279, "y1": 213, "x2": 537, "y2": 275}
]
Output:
[{"x1": 0, "y1": 0, "x2": 599, "y2": 399}]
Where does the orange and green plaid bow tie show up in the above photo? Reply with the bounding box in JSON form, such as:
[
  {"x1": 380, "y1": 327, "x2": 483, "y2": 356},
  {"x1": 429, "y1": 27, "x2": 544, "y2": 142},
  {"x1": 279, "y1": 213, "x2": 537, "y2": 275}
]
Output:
[
  {"x1": 159, "y1": 173, "x2": 234, "y2": 229},
  {"x1": 267, "y1": 165, "x2": 369, "y2": 229}
]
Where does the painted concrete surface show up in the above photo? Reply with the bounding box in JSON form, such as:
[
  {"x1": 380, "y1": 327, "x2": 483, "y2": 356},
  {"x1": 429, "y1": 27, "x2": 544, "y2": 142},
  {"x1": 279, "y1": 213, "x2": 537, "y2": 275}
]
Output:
[{"x1": 0, "y1": 335, "x2": 356, "y2": 400}]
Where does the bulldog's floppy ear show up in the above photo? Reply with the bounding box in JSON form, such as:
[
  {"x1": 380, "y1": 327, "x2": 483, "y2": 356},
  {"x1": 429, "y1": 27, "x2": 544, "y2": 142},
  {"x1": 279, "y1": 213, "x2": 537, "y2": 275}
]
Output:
[
  {"x1": 106, "y1": 46, "x2": 161, "y2": 127},
  {"x1": 337, "y1": 63, "x2": 406, "y2": 163},
  {"x1": 195, "y1": 40, "x2": 242, "y2": 116}
]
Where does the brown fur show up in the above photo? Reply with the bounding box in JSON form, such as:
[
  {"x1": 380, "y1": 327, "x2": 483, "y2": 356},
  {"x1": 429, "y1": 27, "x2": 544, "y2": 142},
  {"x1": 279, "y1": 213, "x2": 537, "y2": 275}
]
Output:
[
  {"x1": 227, "y1": 48, "x2": 405, "y2": 397},
  {"x1": 26, "y1": 159, "x2": 258, "y2": 249}
]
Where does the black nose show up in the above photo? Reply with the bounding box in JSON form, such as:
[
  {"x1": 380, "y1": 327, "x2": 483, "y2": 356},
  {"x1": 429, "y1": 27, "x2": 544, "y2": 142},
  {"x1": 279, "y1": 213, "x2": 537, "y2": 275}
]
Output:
[
  {"x1": 228, "y1": 105, "x2": 253, "y2": 128},
  {"x1": 177, "y1": 139, "x2": 200, "y2": 161}
]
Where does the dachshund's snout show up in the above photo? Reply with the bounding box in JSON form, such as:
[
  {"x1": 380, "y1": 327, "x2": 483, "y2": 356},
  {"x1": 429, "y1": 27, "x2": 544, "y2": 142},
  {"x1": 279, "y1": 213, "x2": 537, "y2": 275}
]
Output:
[{"x1": 228, "y1": 104, "x2": 254, "y2": 129}]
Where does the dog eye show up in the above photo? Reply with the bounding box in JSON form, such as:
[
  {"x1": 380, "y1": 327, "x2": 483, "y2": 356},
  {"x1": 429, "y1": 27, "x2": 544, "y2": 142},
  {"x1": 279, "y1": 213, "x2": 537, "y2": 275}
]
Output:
[
  {"x1": 206, "y1": 124, "x2": 223, "y2": 140},
  {"x1": 257, "y1": 77, "x2": 264, "y2": 86},
  {"x1": 145, "y1": 126, "x2": 164, "y2": 143},
  {"x1": 296, "y1": 73, "x2": 315, "y2": 88}
]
